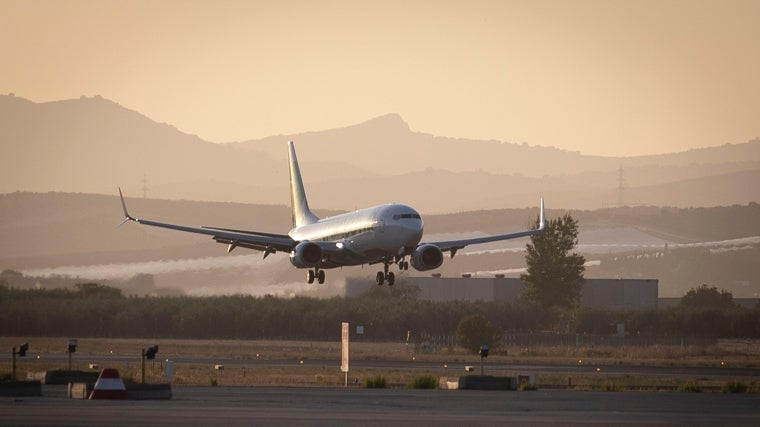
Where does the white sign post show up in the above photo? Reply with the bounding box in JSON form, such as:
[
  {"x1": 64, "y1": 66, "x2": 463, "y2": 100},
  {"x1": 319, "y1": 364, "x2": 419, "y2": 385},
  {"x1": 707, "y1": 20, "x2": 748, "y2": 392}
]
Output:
[{"x1": 341, "y1": 322, "x2": 349, "y2": 387}]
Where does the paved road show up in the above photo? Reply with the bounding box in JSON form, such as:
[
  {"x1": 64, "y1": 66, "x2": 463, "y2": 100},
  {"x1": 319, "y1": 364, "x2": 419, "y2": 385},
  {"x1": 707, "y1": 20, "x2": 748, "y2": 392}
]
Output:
[{"x1": 2, "y1": 385, "x2": 759, "y2": 426}]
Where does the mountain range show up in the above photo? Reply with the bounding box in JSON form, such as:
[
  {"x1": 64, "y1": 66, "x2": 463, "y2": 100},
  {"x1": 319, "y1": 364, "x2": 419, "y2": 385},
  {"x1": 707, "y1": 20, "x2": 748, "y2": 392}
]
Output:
[{"x1": 1, "y1": 94, "x2": 759, "y2": 212}]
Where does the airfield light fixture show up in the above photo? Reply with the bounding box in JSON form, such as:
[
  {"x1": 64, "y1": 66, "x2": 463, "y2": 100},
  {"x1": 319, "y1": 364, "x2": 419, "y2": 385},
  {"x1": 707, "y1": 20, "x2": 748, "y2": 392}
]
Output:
[
  {"x1": 478, "y1": 344, "x2": 489, "y2": 377},
  {"x1": 67, "y1": 339, "x2": 78, "y2": 371},
  {"x1": 11, "y1": 342, "x2": 30, "y2": 381},
  {"x1": 146, "y1": 344, "x2": 159, "y2": 360},
  {"x1": 478, "y1": 344, "x2": 489, "y2": 358},
  {"x1": 141, "y1": 344, "x2": 159, "y2": 384}
]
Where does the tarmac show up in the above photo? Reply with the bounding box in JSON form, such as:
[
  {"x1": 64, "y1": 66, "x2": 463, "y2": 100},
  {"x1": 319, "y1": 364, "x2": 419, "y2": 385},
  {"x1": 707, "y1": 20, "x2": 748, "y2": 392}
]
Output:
[{"x1": 2, "y1": 385, "x2": 759, "y2": 426}]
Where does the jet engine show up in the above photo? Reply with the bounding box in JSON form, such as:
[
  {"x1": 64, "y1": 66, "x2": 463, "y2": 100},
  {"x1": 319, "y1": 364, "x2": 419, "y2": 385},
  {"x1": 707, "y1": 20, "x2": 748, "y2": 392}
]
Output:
[
  {"x1": 290, "y1": 241, "x2": 322, "y2": 268},
  {"x1": 410, "y1": 244, "x2": 444, "y2": 271}
]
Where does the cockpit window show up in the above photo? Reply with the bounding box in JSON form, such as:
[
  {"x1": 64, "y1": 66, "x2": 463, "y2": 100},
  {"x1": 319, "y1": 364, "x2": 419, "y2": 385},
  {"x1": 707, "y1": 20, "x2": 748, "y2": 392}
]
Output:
[{"x1": 393, "y1": 213, "x2": 421, "y2": 220}]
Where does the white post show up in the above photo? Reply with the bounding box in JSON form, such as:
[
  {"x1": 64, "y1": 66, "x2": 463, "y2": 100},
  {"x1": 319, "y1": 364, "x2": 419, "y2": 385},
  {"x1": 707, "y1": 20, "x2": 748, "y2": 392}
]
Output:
[{"x1": 341, "y1": 322, "x2": 349, "y2": 387}]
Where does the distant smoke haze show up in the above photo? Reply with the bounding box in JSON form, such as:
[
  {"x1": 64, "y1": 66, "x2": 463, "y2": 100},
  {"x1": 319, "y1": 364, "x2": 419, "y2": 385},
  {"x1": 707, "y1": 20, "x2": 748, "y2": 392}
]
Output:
[
  {"x1": 467, "y1": 260, "x2": 602, "y2": 278},
  {"x1": 455, "y1": 232, "x2": 760, "y2": 256},
  {"x1": 22, "y1": 254, "x2": 272, "y2": 280},
  {"x1": 20, "y1": 254, "x2": 348, "y2": 298}
]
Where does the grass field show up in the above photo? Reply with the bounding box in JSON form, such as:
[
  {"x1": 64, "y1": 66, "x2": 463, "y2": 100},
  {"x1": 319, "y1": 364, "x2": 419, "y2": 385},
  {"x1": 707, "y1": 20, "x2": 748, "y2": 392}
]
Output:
[{"x1": 2, "y1": 337, "x2": 759, "y2": 391}]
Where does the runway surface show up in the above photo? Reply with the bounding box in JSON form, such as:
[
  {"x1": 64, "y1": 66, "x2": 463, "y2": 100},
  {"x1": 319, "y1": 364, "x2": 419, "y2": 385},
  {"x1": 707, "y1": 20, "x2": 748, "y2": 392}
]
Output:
[{"x1": 2, "y1": 385, "x2": 759, "y2": 426}]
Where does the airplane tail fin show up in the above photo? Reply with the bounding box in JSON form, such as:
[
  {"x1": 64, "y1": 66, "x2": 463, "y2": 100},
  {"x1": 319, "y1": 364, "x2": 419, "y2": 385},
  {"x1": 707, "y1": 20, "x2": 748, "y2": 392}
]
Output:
[{"x1": 288, "y1": 141, "x2": 319, "y2": 228}]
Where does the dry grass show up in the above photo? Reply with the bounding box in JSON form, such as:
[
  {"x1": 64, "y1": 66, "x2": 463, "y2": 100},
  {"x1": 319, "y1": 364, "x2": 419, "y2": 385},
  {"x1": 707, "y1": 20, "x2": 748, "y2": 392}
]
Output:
[{"x1": 2, "y1": 337, "x2": 758, "y2": 389}]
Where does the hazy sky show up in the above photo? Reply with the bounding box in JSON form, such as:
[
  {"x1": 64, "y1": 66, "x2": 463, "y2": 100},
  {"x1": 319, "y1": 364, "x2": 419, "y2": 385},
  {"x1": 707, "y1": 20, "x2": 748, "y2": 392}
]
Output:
[{"x1": 2, "y1": 0, "x2": 759, "y2": 156}]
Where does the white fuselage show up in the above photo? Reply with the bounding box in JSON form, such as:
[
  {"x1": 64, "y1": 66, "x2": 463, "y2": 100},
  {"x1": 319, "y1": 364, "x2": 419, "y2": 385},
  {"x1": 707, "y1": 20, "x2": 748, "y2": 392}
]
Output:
[{"x1": 288, "y1": 204, "x2": 423, "y2": 267}]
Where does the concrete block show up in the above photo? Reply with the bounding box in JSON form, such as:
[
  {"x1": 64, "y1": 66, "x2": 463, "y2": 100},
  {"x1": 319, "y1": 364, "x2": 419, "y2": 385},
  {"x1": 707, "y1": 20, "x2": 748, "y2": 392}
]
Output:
[
  {"x1": 438, "y1": 377, "x2": 460, "y2": 390},
  {"x1": 68, "y1": 382, "x2": 93, "y2": 399},
  {"x1": 458, "y1": 375, "x2": 517, "y2": 390},
  {"x1": 125, "y1": 383, "x2": 172, "y2": 400},
  {"x1": 0, "y1": 381, "x2": 43, "y2": 397}
]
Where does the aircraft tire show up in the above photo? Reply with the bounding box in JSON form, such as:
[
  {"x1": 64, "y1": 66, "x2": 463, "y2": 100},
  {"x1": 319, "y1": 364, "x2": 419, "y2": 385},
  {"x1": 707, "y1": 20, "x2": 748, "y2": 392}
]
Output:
[
  {"x1": 387, "y1": 272, "x2": 395, "y2": 286},
  {"x1": 318, "y1": 270, "x2": 325, "y2": 284},
  {"x1": 307, "y1": 270, "x2": 315, "y2": 284},
  {"x1": 376, "y1": 272, "x2": 385, "y2": 286}
]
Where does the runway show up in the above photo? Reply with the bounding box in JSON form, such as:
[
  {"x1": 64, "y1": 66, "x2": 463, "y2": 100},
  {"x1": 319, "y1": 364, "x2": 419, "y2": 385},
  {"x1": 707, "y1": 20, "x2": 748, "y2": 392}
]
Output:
[{"x1": 2, "y1": 385, "x2": 759, "y2": 426}]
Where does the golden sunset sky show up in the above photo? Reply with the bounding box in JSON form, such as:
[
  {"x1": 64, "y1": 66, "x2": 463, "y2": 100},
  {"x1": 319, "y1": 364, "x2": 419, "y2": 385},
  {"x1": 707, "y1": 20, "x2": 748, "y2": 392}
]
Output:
[{"x1": 1, "y1": 0, "x2": 758, "y2": 156}]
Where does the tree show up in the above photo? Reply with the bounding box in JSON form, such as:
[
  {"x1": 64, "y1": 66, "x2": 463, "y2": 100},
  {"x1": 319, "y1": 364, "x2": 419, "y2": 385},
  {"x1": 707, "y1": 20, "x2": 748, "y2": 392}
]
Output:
[
  {"x1": 456, "y1": 314, "x2": 501, "y2": 354},
  {"x1": 681, "y1": 284, "x2": 734, "y2": 310},
  {"x1": 520, "y1": 213, "x2": 585, "y2": 313},
  {"x1": 75, "y1": 282, "x2": 124, "y2": 299}
]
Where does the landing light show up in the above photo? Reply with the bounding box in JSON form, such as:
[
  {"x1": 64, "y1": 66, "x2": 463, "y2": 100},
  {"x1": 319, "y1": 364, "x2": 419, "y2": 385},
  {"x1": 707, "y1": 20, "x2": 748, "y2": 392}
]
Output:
[{"x1": 336, "y1": 242, "x2": 344, "y2": 249}]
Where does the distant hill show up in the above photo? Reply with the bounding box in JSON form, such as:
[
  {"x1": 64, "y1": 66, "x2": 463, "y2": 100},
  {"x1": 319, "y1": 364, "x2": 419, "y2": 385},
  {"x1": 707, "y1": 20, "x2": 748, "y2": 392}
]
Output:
[{"x1": 1, "y1": 94, "x2": 758, "y2": 211}]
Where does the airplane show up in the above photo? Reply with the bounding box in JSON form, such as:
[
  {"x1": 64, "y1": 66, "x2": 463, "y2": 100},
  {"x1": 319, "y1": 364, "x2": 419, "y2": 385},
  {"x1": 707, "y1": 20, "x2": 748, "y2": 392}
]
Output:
[{"x1": 118, "y1": 141, "x2": 545, "y2": 286}]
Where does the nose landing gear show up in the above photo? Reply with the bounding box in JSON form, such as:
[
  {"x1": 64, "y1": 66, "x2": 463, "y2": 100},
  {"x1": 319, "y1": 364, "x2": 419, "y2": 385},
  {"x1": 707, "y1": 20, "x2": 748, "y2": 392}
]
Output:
[{"x1": 376, "y1": 256, "x2": 408, "y2": 286}]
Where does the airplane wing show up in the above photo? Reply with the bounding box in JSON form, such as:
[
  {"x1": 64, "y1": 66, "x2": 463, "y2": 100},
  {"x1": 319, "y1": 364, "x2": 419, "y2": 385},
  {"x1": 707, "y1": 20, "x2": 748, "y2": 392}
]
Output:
[
  {"x1": 118, "y1": 188, "x2": 295, "y2": 256},
  {"x1": 426, "y1": 198, "x2": 545, "y2": 257}
]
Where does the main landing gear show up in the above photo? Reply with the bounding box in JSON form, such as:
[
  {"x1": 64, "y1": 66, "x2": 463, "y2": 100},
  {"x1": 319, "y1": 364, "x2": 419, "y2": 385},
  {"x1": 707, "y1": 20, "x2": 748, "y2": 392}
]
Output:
[
  {"x1": 376, "y1": 270, "x2": 394, "y2": 286},
  {"x1": 376, "y1": 257, "x2": 409, "y2": 286},
  {"x1": 307, "y1": 268, "x2": 325, "y2": 284}
]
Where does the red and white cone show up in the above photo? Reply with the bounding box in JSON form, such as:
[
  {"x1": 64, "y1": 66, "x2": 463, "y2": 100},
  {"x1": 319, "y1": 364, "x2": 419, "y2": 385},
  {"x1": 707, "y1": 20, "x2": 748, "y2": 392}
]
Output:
[{"x1": 89, "y1": 368, "x2": 128, "y2": 400}]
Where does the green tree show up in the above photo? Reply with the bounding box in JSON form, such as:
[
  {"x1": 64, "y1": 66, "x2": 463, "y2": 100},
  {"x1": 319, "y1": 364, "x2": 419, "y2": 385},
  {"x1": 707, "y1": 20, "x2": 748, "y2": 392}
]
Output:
[
  {"x1": 456, "y1": 314, "x2": 501, "y2": 354},
  {"x1": 681, "y1": 284, "x2": 734, "y2": 309},
  {"x1": 520, "y1": 214, "x2": 585, "y2": 313}
]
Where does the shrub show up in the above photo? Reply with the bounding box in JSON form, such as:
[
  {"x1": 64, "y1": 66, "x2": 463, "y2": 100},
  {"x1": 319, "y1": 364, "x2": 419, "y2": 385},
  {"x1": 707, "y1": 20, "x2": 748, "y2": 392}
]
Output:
[
  {"x1": 365, "y1": 375, "x2": 386, "y2": 388},
  {"x1": 678, "y1": 382, "x2": 702, "y2": 393},
  {"x1": 722, "y1": 381, "x2": 748, "y2": 393},
  {"x1": 408, "y1": 374, "x2": 438, "y2": 389},
  {"x1": 121, "y1": 373, "x2": 135, "y2": 384}
]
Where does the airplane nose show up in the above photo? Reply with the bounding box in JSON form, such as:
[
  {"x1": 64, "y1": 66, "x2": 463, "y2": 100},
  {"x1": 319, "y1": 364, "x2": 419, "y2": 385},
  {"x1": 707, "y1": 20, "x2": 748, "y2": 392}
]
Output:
[{"x1": 405, "y1": 220, "x2": 424, "y2": 246}]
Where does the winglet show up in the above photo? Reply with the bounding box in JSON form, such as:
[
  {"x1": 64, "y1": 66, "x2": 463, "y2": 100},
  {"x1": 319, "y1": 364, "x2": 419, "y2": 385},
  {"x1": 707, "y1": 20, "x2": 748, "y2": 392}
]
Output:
[
  {"x1": 117, "y1": 187, "x2": 135, "y2": 228},
  {"x1": 537, "y1": 198, "x2": 546, "y2": 231}
]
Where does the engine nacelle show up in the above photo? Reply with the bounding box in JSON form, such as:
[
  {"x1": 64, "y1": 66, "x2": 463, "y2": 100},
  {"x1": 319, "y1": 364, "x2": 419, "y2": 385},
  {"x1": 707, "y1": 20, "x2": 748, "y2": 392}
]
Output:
[
  {"x1": 290, "y1": 241, "x2": 323, "y2": 268},
  {"x1": 410, "y1": 244, "x2": 444, "y2": 271}
]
